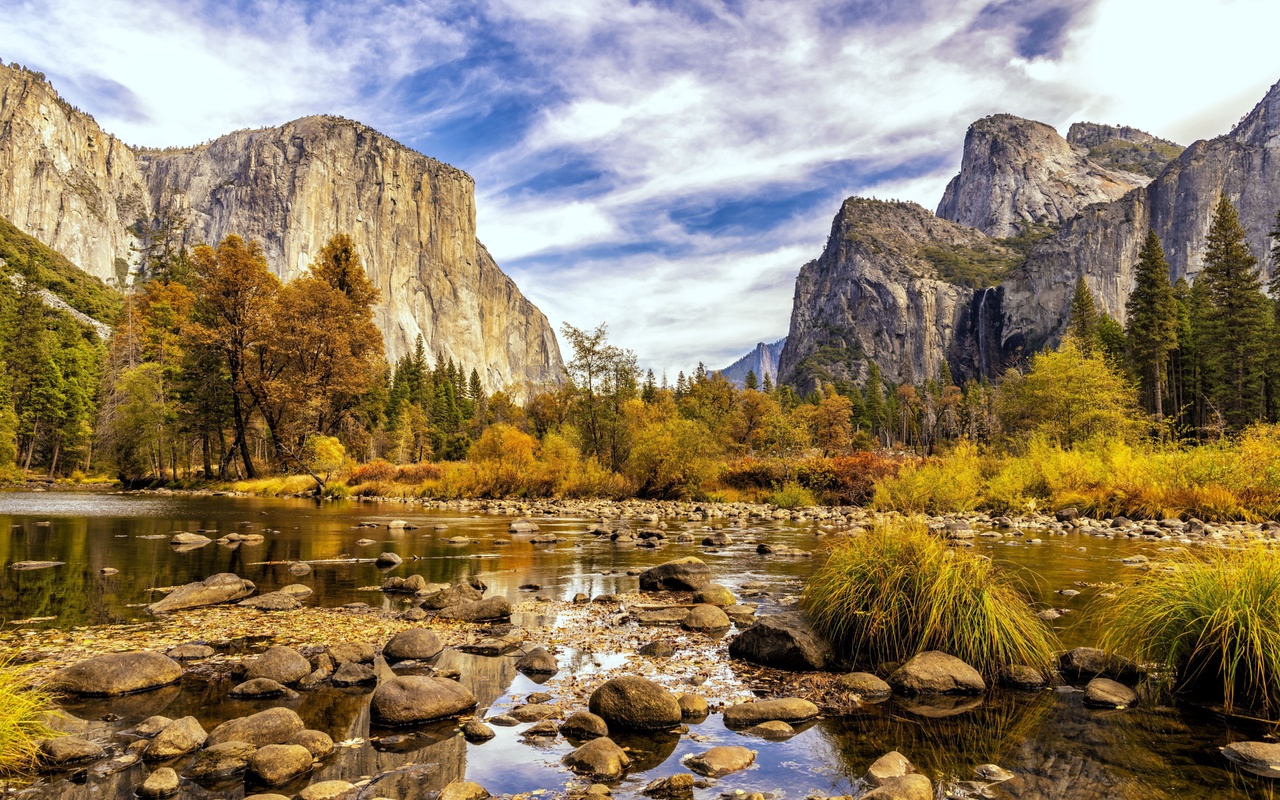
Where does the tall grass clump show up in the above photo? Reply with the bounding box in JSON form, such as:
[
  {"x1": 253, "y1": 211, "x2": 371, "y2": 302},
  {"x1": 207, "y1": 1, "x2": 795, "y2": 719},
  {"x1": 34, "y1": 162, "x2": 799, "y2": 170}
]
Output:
[
  {"x1": 0, "y1": 660, "x2": 55, "y2": 775},
  {"x1": 871, "y1": 442, "x2": 984, "y2": 514},
  {"x1": 1100, "y1": 546, "x2": 1280, "y2": 714},
  {"x1": 802, "y1": 520, "x2": 1057, "y2": 677}
]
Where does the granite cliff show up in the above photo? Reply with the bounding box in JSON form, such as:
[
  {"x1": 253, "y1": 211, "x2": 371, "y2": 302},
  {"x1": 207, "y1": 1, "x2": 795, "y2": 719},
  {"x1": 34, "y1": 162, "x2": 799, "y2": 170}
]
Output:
[
  {"x1": 718, "y1": 339, "x2": 786, "y2": 388},
  {"x1": 0, "y1": 62, "x2": 562, "y2": 393},
  {"x1": 781, "y1": 79, "x2": 1280, "y2": 390}
]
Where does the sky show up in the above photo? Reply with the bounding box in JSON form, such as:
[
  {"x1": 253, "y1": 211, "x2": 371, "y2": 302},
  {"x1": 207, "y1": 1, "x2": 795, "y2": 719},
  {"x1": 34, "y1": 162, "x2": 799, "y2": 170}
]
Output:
[{"x1": 4, "y1": 0, "x2": 1280, "y2": 376}]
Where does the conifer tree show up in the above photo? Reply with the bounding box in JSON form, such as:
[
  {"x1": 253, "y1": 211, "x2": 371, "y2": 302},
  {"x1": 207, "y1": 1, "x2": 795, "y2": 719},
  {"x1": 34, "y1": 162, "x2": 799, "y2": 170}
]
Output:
[
  {"x1": 744, "y1": 369, "x2": 758, "y2": 391},
  {"x1": 864, "y1": 363, "x2": 886, "y2": 443},
  {"x1": 1066, "y1": 277, "x2": 1100, "y2": 355},
  {"x1": 1126, "y1": 230, "x2": 1179, "y2": 421},
  {"x1": 1200, "y1": 196, "x2": 1270, "y2": 429},
  {"x1": 761, "y1": 372, "x2": 773, "y2": 393},
  {"x1": 1170, "y1": 277, "x2": 1195, "y2": 429}
]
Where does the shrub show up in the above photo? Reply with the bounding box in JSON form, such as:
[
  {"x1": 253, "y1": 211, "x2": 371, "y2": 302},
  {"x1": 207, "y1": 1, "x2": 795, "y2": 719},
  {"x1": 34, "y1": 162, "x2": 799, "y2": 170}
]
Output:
[
  {"x1": 625, "y1": 417, "x2": 719, "y2": 499},
  {"x1": 719, "y1": 458, "x2": 786, "y2": 491},
  {"x1": 1100, "y1": 545, "x2": 1280, "y2": 713},
  {"x1": 0, "y1": 660, "x2": 54, "y2": 775},
  {"x1": 803, "y1": 520, "x2": 1057, "y2": 677},
  {"x1": 348, "y1": 460, "x2": 396, "y2": 485},
  {"x1": 394, "y1": 462, "x2": 442, "y2": 484},
  {"x1": 872, "y1": 443, "x2": 983, "y2": 514},
  {"x1": 768, "y1": 482, "x2": 816, "y2": 509}
]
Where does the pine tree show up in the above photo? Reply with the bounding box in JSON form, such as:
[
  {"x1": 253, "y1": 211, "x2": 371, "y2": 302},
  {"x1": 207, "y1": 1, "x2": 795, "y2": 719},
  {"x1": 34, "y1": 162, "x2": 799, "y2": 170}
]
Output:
[
  {"x1": 1200, "y1": 196, "x2": 1271, "y2": 429},
  {"x1": 641, "y1": 369, "x2": 657, "y2": 403},
  {"x1": 761, "y1": 372, "x2": 773, "y2": 393},
  {"x1": 1066, "y1": 277, "x2": 1100, "y2": 355},
  {"x1": 1125, "y1": 229, "x2": 1179, "y2": 421},
  {"x1": 1170, "y1": 277, "x2": 1195, "y2": 430},
  {"x1": 744, "y1": 369, "x2": 758, "y2": 391},
  {"x1": 864, "y1": 362, "x2": 886, "y2": 443}
]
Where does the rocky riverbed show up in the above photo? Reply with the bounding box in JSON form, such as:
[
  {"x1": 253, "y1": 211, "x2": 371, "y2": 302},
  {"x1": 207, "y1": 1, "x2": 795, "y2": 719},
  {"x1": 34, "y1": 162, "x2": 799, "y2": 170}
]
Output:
[{"x1": 5, "y1": 492, "x2": 1280, "y2": 800}]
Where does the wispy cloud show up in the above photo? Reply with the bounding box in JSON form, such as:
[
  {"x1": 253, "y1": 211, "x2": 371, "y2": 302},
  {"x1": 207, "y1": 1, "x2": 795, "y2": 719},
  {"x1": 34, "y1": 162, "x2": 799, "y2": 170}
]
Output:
[{"x1": 4, "y1": 0, "x2": 1280, "y2": 375}]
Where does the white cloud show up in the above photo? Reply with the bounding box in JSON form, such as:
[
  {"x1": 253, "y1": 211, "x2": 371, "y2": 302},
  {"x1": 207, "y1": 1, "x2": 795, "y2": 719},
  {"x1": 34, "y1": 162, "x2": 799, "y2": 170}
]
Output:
[{"x1": 5, "y1": 0, "x2": 1280, "y2": 375}]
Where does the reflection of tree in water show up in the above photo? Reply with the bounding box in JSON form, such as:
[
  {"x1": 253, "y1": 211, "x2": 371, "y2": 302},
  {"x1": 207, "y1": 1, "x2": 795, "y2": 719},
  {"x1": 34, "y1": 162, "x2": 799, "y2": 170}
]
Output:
[{"x1": 821, "y1": 690, "x2": 1280, "y2": 800}]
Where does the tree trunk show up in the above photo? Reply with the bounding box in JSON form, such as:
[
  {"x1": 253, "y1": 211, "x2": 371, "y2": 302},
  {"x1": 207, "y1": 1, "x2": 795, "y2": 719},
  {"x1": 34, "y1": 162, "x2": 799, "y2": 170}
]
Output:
[
  {"x1": 231, "y1": 391, "x2": 256, "y2": 478},
  {"x1": 47, "y1": 435, "x2": 60, "y2": 479}
]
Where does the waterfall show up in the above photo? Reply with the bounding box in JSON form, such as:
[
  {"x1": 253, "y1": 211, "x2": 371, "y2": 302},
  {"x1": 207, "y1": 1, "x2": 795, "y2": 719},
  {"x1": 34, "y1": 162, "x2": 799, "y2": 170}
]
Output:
[{"x1": 977, "y1": 288, "x2": 989, "y2": 379}]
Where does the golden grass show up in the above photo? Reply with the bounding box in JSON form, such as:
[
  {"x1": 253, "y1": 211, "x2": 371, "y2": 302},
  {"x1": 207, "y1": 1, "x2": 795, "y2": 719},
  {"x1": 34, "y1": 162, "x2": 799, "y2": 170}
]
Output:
[{"x1": 0, "y1": 660, "x2": 55, "y2": 775}]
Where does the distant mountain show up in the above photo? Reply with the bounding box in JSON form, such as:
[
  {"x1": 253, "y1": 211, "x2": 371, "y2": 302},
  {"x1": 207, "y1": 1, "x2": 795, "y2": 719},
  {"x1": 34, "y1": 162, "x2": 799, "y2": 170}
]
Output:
[{"x1": 718, "y1": 339, "x2": 786, "y2": 387}]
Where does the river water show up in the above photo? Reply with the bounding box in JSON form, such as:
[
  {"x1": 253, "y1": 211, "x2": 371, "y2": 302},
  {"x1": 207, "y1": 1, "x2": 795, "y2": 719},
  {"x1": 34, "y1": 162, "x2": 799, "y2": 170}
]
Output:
[{"x1": 1, "y1": 492, "x2": 1276, "y2": 800}]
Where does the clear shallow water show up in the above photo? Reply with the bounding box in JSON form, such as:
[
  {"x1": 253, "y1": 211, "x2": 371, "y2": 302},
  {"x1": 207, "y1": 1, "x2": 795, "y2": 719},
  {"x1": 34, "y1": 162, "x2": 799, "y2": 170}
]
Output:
[{"x1": 3, "y1": 492, "x2": 1279, "y2": 800}]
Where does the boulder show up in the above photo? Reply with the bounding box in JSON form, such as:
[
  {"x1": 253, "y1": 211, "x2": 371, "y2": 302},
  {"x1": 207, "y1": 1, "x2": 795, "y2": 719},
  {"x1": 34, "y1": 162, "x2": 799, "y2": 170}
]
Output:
[
  {"x1": 50, "y1": 651, "x2": 183, "y2": 696},
  {"x1": 247, "y1": 743, "x2": 313, "y2": 786},
  {"x1": 238, "y1": 592, "x2": 302, "y2": 611},
  {"x1": 888, "y1": 651, "x2": 986, "y2": 695},
  {"x1": 639, "y1": 557, "x2": 713, "y2": 591},
  {"x1": 682, "y1": 604, "x2": 731, "y2": 632},
  {"x1": 1223, "y1": 741, "x2": 1280, "y2": 773},
  {"x1": 171, "y1": 532, "x2": 212, "y2": 546},
  {"x1": 692, "y1": 584, "x2": 735, "y2": 607},
  {"x1": 638, "y1": 639, "x2": 676, "y2": 658},
  {"x1": 288, "y1": 730, "x2": 335, "y2": 759},
  {"x1": 727, "y1": 612, "x2": 831, "y2": 671},
  {"x1": 139, "y1": 766, "x2": 180, "y2": 797},
  {"x1": 370, "y1": 676, "x2": 477, "y2": 726},
  {"x1": 559, "y1": 711, "x2": 609, "y2": 740},
  {"x1": 835, "y1": 672, "x2": 891, "y2": 698},
  {"x1": 683, "y1": 745, "x2": 756, "y2": 777},
  {"x1": 439, "y1": 780, "x2": 490, "y2": 800},
  {"x1": 375, "y1": 552, "x2": 403, "y2": 568},
  {"x1": 515, "y1": 647, "x2": 559, "y2": 675},
  {"x1": 862, "y1": 775, "x2": 933, "y2": 800},
  {"x1": 144, "y1": 716, "x2": 206, "y2": 760},
  {"x1": 1002, "y1": 665, "x2": 1047, "y2": 690},
  {"x1": 206, "y1": 708, "x2": 306, "y2": 747},
  {"x1": 744, "y1": 720, "x2": 795, "y2": 739},
  {"x1": 510, "y1": 519, "x2": 539, "y2": 533},
  {"x1": 438, "y1": 596, "x2": 512, "y2": 622},
  {"x1": 299, "y1": 780, "x2": 358, "y2": 800},
  {"x1": 509, "y1": 704, "x2": 558, "y2": 723},
  {"x1": 166, "y1": 644, "x2": 215, "y2": 660},
  {"x1": 589, "y1": 676, "x2": 682, "y2": 731},
  {"x1": 229, "y1": 678, "x2": 292, "y2": 699},
  {"x1": 701, "y1": 531, "x2": 733, "y2": 547},
  {"x1": 132, "y1": 716, "x2": 174, "y2": 738},
  {"x1": 146, "y1": 573, "x2": 255, "y2": 614},
  {"x1": 677, "y1": 693, "x2": 709, "y2": 720},
  {"x1": 563, "y1": 737, "x2": 631, "y2": 781},
  {"x1": 330, "y1": 661, "x2": 376, "y2": 687},
  {"x1": 321, "y1": 642, "x2": 373, "y2": 665},
  {"x1": 1058, "y1": 647, "x2": 1141, "y2": 684},
  {"x1": 246, "y1": 646, "x2": 311, "y2": 685},
  {"x1": 383, "y1": 629, "x2": 444, "y2": 662},
  {"x1": 642, "y1": 773, "x2": 696, "y2": 800},
  {"x1": 866, "y1": 751, "x2": 913, "y2": 785},
  {"x1": 40, "y1": 736, "x2": 105, "y2": 766},
  {"x1": 184, "y1": 741, "x2": 258, "y2": 781},
  {"x1": 1083, "y1": 677, "x2": 1138, "y2": 708},
  {"x1": 462, "y1": 720, "x2": 495, "y2": 742},
  {"x1": 721, "y1": 698, "x2": 818, "y2": 728},
  {"x1": 421, "y1": 582, "x2": 484, "y2": 609}
]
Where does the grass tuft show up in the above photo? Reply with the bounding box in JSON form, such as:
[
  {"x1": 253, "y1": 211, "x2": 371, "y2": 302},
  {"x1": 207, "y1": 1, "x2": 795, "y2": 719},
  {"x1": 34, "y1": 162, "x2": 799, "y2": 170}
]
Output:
[
  {"x1": 802, "y1": 519, "x2": 1057, "y2": 678},
  {"x1": 767, "y1": 482, "x2": 816, "y2": 509},
  {"x1": 0, "y1": 660, "x2": 55, "y2": 775},
  {"x1": 1100, "y1": 545, "x2": 1280, "y2": 714}
]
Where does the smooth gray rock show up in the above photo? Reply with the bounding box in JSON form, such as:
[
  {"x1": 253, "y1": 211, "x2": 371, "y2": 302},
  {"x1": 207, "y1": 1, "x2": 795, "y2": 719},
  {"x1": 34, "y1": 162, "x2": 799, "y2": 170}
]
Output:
[
  {"x1": 727, "y1": 611, "x2": 831, "y2": 670},
  {"x1": 370, "y1": 676, "x2": 477, "y2": 726},
  {"x1": 146, "y1": 573, "x2": 255, "y2": 614},
  {"x1": 588, "y1": 676, "x2": 682, "y2": 731},
  {"x1": 888, "y1": 651, "x2": 986, "y2": 695},
  {"x1": 50, "y1": 651, "x2": 182, "y2": 696}
]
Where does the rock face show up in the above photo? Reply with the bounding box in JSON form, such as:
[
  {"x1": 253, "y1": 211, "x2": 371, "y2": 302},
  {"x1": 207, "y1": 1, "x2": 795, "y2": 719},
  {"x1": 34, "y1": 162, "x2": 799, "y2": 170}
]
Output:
[
  {"x1": 0, "y1": 63, "x2": 562, "y2": 393},
  {"x1": 936, "y1": 114, "x2": 1149, "y2": 238},
  {"x1": 780, "y1": 80, "x2": 1280, "y2": 389},
  {"x1": 717, "y1": 338, "x2": 786, "y2": 388},
  {"x1": 776, "y1": 199, "x2": 1006, "y2": 389}
]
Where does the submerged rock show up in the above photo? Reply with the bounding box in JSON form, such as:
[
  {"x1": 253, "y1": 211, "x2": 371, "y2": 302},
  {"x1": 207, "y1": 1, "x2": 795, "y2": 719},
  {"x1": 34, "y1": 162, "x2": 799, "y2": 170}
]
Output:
[
  {"x1": 1083, "y1": 677, "x2": 1138, "y2": 708},
  {"x1": 683, "y1": 745, "x2": 756, "y2": 777},
  {"x1": 721, "y1": 698, "x2": 818, "y2": 728}
]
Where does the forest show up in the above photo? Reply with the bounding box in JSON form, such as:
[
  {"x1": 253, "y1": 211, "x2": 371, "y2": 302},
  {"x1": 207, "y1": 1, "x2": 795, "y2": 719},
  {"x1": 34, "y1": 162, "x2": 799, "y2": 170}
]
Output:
[{"x1": 2, "y1": 197, "x2": 1280, "y2": 517}]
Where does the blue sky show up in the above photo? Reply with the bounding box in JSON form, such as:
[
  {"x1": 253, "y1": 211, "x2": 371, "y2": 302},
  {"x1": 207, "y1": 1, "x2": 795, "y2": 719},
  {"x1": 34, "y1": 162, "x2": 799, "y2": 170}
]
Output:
[{"x1": 4, "y1": 0, "x2": 1280, "y2": 375}]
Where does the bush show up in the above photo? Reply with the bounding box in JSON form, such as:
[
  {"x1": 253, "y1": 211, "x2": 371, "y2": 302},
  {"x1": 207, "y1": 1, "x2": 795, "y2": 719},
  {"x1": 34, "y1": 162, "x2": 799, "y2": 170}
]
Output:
[
  {"x1": 803, "y1": 520, "x2": 1057, "y2": 677},
  {"x1": 768, "y1": 482, "x2": 816, "y2": 509},
  {"x1": 719, "y1": 458, "x2": 787, "y2": 491},
  {"x1": 349, "y1": 460, "x2": 397, "y2": 485},
  {"x1": 872, "y1": 443, "x2": 983, "y2": 514},
  {"x1": 798, "y1": 453, "x2": 901, "y2": 505},
  {"x1": 0, "y1": 660, "x2": 54, "y2": 775},
  {"x1": 1100, "y1": 546, "x2": 1280, "y2": 713}
]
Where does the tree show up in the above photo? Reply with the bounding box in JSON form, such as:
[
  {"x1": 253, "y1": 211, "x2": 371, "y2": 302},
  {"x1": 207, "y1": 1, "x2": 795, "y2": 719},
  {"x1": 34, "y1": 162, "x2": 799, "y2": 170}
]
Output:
[
  {"x1": 1125, "y1": 230, "x2": 1179, "y2": 422},
  {"x1": 188, "y1": 235, "x2": 281, "y2": 478},
  {"x1": 561, "y1": 323, "x2": 637, "y2": 470},
  {"x1": 1199, "y1": 196, "x2": 1271, "y2": 429},
  {"x1": 996, "y1": 339, "x2": 1141, "y2": 448},
  {"x1": 744, "y1": 369, "x2": 758, "y2": 391},
  {"x1": 1066, "y1": 277, "x2": 1100, "y2": 355},
  {"x1": 814, "y1": 392, "x2": 854, "y2": 455},
  {"x1": 761, "y1": 371, "x2": 773, "y2": 393}
]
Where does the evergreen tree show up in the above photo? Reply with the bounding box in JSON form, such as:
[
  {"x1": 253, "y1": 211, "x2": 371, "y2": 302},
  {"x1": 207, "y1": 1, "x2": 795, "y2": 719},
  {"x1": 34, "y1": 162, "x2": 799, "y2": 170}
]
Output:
[
  {"x1": 641, "y1": 369, "x2": 657, "y2": 403},
  {"x1": 1125, "y1": 230, "x2": 1179, "y2": 421},
  {"x1": 1098, "y1": 314, "x2": 1127, "y2": 368},
  {"x1": 1199, "y1": 196, "x2": 1270, "y2": 429},
  {"x1": 864, "y1": 362, "x2": 886, "y2": 443},
  {"x1": 744, "y1": 369, "x2": 758, "y2": 391},
  {"x1": 1170, "y1": 277, "x2": 1195, "y2": 431},
  {"x1": 1066, "y1": 277, "x2": 1100, "y2": 355},
  {"x1": 761, "y1": 372, "x2": 773, "y2": 393}
]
